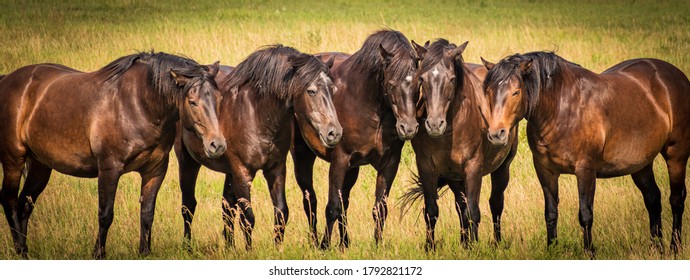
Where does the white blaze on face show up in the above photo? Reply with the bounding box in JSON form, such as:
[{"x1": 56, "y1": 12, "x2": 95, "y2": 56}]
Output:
[
  {"x1": 405, "y1": 75, "x2": 412, "y2": 83},
  {"x1": 320, "y1": 72, "x2": 330, "y2": 85},
  {"x1": 432, "y1": 66, "x2": 439, "y2": 77}
]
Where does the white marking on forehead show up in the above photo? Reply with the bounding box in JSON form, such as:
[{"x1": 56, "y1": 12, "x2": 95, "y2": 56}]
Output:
[
  {"x1": 320, "y1": 72, "x2": 330, "y2": 83},
  {"x1": 405, "y1": 75, "x2": 412, "y2": 82},
  {"x1": 432, "y1": 67, "x2": 439, "y2": 77},
  {"x1": 499, "y1": 80, "x2": 507, "y2": 86}
]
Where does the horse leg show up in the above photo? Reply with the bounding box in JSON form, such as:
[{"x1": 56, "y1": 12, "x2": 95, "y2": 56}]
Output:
[
  {"x1": 320, "y1": 157, "x2": 349, "y2": 250},
  {"x1": 338, "y1": 167, "x2": 359, "y2": 248},
  {"x1": 489, "y1": 142, "x2": 516, "y2": 243},
  {"x1": 232, "y1": 170, "x2": 255, "y2": 251},
  {"x1": 464, "y1": 170, "x2": 483, "y2": 243},
  {"x1": 221, "y1": 174, "x2": 238, "y2": 248},
  {"x1": 575, "y1": 166, "x2": 597, "y2": 256},
  {"x1": 93, "y1": 165, "x2": 122, "y2": 259},
  {"x1": 447, "y1": 180, "x2": 469, "y2": 244},
  {"x1": 419, "y1": 171, "x2": 439, "y2": 251},
  {"x1": 16, "y1": 157, "x2": 52, "y2": 257},
  {"x1": 372, "y1": 153, "x2": 400, "y2": 245},
  {"x1": 663, "y1": 151, "x2": 688, "y2": 253},
  {"x1": 265, "y1": 163, "x2": 289, "y2": 246},
  {"x1": 534, "y1": 159, "x2": 560, "y2": 247},
  {"x1": 138, "y1": 157, "x2": 168, "y2": 257},
  {"x1": 630, "y1": 164, "x2": 663, "y2": 250},
  {"x1": 290, "y1": 137, "x2": 319, "y2": 246},
  {"x1": 175, "y1": 142, "x2": 201, "y2": 248},
  {"x1": 0, "y1": 157, "x2": 25, "y2": 255}
]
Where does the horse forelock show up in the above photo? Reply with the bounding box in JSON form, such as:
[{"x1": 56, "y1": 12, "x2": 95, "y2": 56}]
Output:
[
  {"x1": 418, "y1": 39, "x2": 465, "y2": 90},
  {"x1": 348, "y1": 29, "x2": 416, "y2": 83}
]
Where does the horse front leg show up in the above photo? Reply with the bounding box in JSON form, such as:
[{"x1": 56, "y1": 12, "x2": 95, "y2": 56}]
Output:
[
  {"x1": 320, "y1": 156, "x2": 349, "y2": 250},
  {"x1": 534, "y1": 159, "x2": 560, "y2": 248},
  {"x1": 265, "y1": 162, "x2": 289, "y2": 246},
  {"x1": 16, "y1": 157, "x2": 53, "y2": 257},
  {"x1": 175, "y1": 141, "x2": 202, "y2": 248},
  {"x1": 93, "y1": 164, "x2": 123, "y2": 259},
  {"x1": 290, "y1": 135, "x2": 319, "y2": 247},
  {"x1": 138, "y1": 157, "x2": 169, "y2": 257},
  {"x1": 373, "y1": 152, "x2": 401, "y2": 245},
  {"x1": 575, "y1": 165, "x2": 597, "y2": 257},
  {"x1": 464, "y1": 170, "x2": 483, "y2": 243},
  {"x1": 231, "y1": 167, "x2": 256, "y2": 251}
]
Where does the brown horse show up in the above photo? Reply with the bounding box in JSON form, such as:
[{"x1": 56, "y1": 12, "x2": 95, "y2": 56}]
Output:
[
  {"x1": 400, "y1": 39, "x2": 518, "y2": 250},
  {"x1": 176, "y1": 45, "x2": 341, "y2": 249},
  {"x1": 482, "y1": 51, "x2": 690, "y2": 255},
  {"x1": 0, "y1": 52, "x2": 226, "y2": 259},
  {"x1": 291, "y1": 29, "x2": 420, "y2": 249}
]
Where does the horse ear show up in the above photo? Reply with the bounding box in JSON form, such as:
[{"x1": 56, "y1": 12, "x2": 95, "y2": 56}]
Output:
[
  {"x1": 325, "y1": 55, "x2": 335, "y2": 69},
  {"x1": 288, "y1": 54, "x2": 309, "y2": 69},
  {"x1": 207, "y1": 61, "x2": 220, "y2": 77},
  {"x1": 170, "y1": 69, "x2": 192, "y2": 87},
  {"x1": 424, "y1": 40, "x2": 430, "y2": 48},
  {"x1": 519, "y1": 59, "x2": 533, "y2": 73},
  {"x1": 411, "y1": 40, "x2": 428, "y2": 61},
  {"x1": 378, "y1": 44, "x2": 393, "y2": 65},
  {"x1": 447, "y1": 41, "x2": 468, "y2": 62},
  {"x1": 481, "y1": 57, "x2": 495, "y2": 70}
]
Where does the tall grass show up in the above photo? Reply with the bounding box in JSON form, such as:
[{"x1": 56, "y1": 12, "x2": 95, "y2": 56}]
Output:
[{"x1": 1, "y1": 0, "x2": 689, "y2": 259}]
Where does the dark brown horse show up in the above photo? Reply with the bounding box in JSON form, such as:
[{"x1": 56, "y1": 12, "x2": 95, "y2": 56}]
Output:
[
  {"x1": 291, "y1": 29, "x2": 420, "y2": 249},
  {"x1": 482, "y1": 51, "x2": 690, "y2": 255},
  {"x1": 176, "y1": 45, "x2": 342, "y2": 249},
  {"x1": 400, "y1": 39, "x2": 518, "y2": 250},
  {"x1": 0, "y1": 52, "x2": 226, "y2": 258}
]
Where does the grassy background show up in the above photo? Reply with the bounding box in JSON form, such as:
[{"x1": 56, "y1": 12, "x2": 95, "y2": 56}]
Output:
[{"x1": 1, "y1": 0, "x2": 689, "y2": 259}]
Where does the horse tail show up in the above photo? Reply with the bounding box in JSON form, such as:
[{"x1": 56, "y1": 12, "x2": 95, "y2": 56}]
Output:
[{"x1": 398, "y1": 172, "x2": 449, "y2": 220}]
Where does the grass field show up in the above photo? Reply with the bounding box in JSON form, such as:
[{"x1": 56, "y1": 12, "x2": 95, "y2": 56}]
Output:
[{"x1": 1, "y1": 0, "x2": 689, "y2": 260}]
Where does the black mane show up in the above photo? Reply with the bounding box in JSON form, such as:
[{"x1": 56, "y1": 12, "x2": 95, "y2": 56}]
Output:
[
  {"x1": 419, "y1": 39, "x2": 465, "y2": 91},
  {"x1": 348, "y1": 29, "x2": 417, "y2": 83},
  {"x1": 223, "y1": 44, "x2": 330, "y2": 100},
  {"x1": 96, "y1": 51, "x2": 214, "y2": 104},
  {"x1": 484, "y1": 51, "x2": 571, "y2": 117}
]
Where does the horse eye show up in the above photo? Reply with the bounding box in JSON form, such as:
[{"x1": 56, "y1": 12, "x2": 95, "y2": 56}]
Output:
[
  {"x1": 307, "y1": 89, "x2": 317, "y2": 96},
  {"x1": 512, "y1": 90, "x2": 519, "y2": 96},
  {"x1": 189, "y1": 100, "x2": 198, "y2": 107}
]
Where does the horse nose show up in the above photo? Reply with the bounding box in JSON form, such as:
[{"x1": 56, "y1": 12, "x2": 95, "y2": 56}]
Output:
[
  {"x1": 326, "y1": 125, "x2": 343, "y2": 145},
  {"x1": 487, "y1": 128, "x2": 508, "y2": 145},
  {"x1": 398, "y1": 121, "x2": 419, "y2": 140},
  {"x1": 425, "y1": 118, "x2": 446, "y2": 137},
  {"x1": 207, "y1": 137, "x2": 227, "y2": 157}
]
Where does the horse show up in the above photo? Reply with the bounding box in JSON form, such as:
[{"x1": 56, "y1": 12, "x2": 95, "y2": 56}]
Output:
[
  {"x1": 291, "y1": 29, "x2": 420, "y2": 249},
  {"x1": 482, "y1": 51, "x2": 690, "y2": 255},
  {"x1": 175, "y1": 45, "x2": 342, "y2": 250},
  {"x1": 0, "y1": 52, "x2": 226, "y2": 259},
  {"x1": 399, "y1": 39, "x2": 518, "y2": 250}
]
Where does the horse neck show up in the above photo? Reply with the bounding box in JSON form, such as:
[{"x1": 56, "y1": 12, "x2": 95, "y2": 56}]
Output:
[
  {"x1": 450, "y1": 67, "x2": 483, "y2": 126},
  {"x1": 236, "y1": 88, "x2": 293, "y2": 137},
  {"x1": 525, "y1": 66, "x2": 575, "y2": 136},
  {"x1": 121, "y1": 67, "x2": 180, "y2": 132}
]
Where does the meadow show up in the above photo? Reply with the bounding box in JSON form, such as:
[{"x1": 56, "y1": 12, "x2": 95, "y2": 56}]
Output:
[{"x1": 0, "y1": 0, "x2": 689, "y2": 260}]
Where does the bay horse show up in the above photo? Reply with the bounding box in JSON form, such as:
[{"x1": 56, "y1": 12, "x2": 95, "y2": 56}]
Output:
[
  {"x1": 175, "y1": 45, "x2": 342, "y2": 249},
  {"x1": 482, "y1": 51, "x2": 690, "y2": 255},
  {"x1": 0, "y1": 52, "x2": 226, "y2": 259},
  {"x1": 400, "y1": 39, "x2": 518, "y2": 250},
  {"x1": 291, "y1": 29, "x2": 420, "y2": 248}
]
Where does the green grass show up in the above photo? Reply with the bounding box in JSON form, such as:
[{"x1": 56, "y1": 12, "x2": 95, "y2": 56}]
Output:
[{"x1": 1, "y1": 0, "x2": 689, "y2": 259}]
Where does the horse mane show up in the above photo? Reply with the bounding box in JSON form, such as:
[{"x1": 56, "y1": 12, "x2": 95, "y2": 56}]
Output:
[
  {"x1": 484, "y1": 51, "x2": 575, "y2": 117},
  {"x1": 347, "y1": 29, "x2": 417, "y2": 83},
  {"x1": 223, "y1": 44, "x2": 330, "y2": 100},
  {"x1": 96, "y1": 51, "x2": 214, "y2": 104},
  {"x1": 419, "y1": 38, "x2": 465, "y2": 91}
]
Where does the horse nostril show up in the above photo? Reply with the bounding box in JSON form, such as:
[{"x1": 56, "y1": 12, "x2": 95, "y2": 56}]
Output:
[
  {"x1": 439, "y1": 120, "x2": 445, "y2": 128},
  {"x1": 498, "y1": 128, "x2": 507, "y2": 139},
  {"x1": 327, "y1": 130, "x2": 336, "y2": 141},
  {"x1": 210, "y1": 141, "x2": 217, "y2": 150}
]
